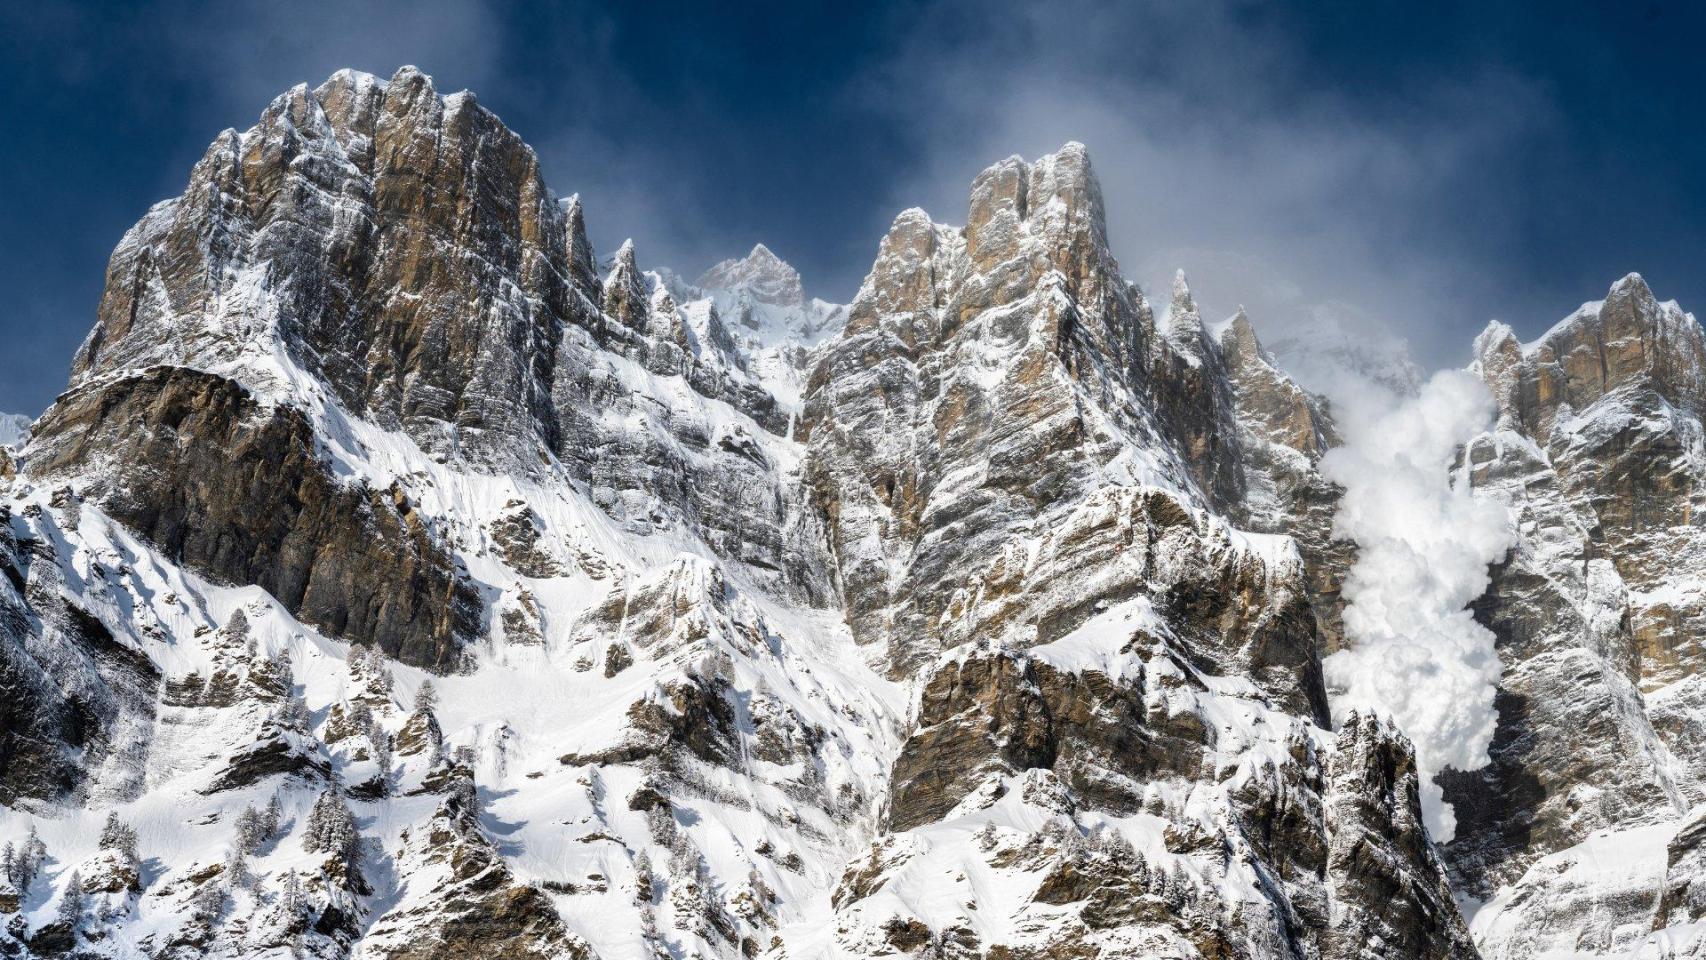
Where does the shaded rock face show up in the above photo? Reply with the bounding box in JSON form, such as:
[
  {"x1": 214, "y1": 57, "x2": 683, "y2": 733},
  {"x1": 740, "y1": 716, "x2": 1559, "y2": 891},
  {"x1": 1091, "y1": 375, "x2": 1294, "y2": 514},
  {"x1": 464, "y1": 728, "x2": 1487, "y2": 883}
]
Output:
[
  {"x1": 835, "y1": 614, "x2": 1473, "y2": 959},
  {"x1": 1443, "y1": 430, "x2": 1688, "y2": 898},
  {"x1": 1322, "y1": 714, "x2": 1478, "y2": 960},
  {"x1": 1447, "y1": 277, "x2": 1706, "y2": 958},
  {"x1": 886, "y1": 646, "x2": 1149, "y2": 832},
  {"x1": 26, "y1": 367, "x2": 481, "y2": 671},
  {"x1": 1220, "y1": 311, "x2": 1351, "y2": 654}
]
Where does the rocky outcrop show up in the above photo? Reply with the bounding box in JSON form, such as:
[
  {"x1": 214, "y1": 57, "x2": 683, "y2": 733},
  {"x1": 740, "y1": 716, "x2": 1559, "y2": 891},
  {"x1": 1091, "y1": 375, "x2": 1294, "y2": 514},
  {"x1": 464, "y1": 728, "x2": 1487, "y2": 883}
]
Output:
[
  {"x1": 1324, "y1": 713, "x2": 1478, "y2": 960},
  {"x1": 832, "y1": 603, "x2": 1472, "y2": 959},
  {"x1": 26, "y1": 366, "x2": 481, "y2": 671},
  {"x1": 1220, "y1": 310, "x2": 1351, "y2": 654},
  {"x1": 0, "y1": 505, "x2": 159, "y2": 806},
  {"x1": 1443, "y1": 429, "x2": 1688, "y2": 898},
  {"x1": 363, "y1": 770, "x2": 594, "y2": 960},
  {"x1": 1453, "y1": 277, "x2": 1706, "y2": 958}
]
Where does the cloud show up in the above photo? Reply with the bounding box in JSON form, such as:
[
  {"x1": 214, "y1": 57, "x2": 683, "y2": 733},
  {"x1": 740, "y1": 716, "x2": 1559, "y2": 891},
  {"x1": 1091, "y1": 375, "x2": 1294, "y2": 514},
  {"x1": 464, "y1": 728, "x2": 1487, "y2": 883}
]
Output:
[
  {"x1": 857, "y1": 0, "x2": 1557, "y2": 372},
  {"x1": 1318, "y1": 370, "x2": 1513, "y2": 841}
]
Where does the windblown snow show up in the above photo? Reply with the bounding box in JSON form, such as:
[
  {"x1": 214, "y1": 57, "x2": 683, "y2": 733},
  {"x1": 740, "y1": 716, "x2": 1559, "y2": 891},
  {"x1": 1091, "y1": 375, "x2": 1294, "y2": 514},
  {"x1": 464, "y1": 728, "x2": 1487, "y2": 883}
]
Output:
[{"x1": 1320, "y1": 370, "x2": 1514, "y2": 840}]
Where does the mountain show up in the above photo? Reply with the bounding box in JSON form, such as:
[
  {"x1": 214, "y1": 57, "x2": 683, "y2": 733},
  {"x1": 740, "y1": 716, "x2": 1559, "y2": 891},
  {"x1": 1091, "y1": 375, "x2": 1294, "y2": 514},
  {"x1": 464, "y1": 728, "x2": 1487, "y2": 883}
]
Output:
[{"x1": 0, "y1": 65, "x2": 1703, "y2": 960}]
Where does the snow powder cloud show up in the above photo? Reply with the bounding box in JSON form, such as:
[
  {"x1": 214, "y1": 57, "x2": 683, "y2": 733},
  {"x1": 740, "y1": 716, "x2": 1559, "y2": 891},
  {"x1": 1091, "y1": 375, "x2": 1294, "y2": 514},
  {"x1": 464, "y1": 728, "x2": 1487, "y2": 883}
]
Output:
[{"x1": 1320, "y1": 369, "x2": 1513, "y2": 842}]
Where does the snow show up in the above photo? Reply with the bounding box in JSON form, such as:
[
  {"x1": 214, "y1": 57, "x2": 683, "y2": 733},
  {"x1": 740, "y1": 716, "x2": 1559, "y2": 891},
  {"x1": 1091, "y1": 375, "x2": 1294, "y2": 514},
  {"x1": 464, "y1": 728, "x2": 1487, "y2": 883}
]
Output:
[
  {"x1": 0, "y1": 412, "x2": 30, "y2": 448},
  {"x1": 1320, "y1": 369, "x2": 1513, "y2": 841}
]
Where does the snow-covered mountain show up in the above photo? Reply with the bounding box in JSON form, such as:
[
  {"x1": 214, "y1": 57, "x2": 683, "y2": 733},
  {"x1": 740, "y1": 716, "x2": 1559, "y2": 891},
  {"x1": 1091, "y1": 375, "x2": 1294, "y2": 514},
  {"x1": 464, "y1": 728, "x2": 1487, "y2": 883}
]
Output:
[{"x1": 2, "y1": 65, "x2": 1705, "y2": 960}]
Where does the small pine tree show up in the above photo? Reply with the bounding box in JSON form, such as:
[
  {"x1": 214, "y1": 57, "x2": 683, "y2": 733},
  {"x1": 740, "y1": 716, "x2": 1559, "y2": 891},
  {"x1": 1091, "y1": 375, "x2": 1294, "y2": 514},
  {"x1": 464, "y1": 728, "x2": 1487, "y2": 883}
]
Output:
[
  {"x1": 261, "y1": 794, "x2": 283, "y2": 840},
  {"x1": 58, "y1": 871, "x2": 84, "y2": 927},
  {"x1": 98, "y1": 812, "x2": 140, "y2": 863},
  {"x1": 274, "y1": 690, "x2": 311, "y2": 730},
  {"x1": 1, "y1": 842, "x2": 15, "y2": 887},
  {"x1": 302, "y1": 790, "x2": 359, "y2": 870},
  {"x1": 19, "y1": 825, "x2": 47, "y2": 889},
  {"x1": 190, "y1": 880, "x2": 226, "y2": 923},
  {"x1": 632, "y1": 850, "x2": 655, "y2": 905},
  {"x1": 413, "y1": 679, "x2": 438, "y2": 714},
  {"x1": 225, "y1": 846, "x2": 255, "y2": 892},
  {"x1": 367, "y1": 716, "x2": 392, "y2": 773},
  {"x1": 234, "y1": 806, "x2": 265, "y2": 854},
  {"x1": 279, "y1": 868, "x2": 303, "y2": 913},
  {"x1": 348, "y1": 700, "x2": 374, "y2": 732},
  {"x1": 224, "y1": 608, "x2": 251, "y2": 646}
]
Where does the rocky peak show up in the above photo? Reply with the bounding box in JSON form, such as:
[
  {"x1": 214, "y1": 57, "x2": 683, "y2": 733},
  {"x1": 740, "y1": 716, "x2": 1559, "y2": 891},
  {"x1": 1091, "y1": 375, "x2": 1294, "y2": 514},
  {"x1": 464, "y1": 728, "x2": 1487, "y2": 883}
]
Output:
[
  {"x1": 1219, "y1": 307, "x2": 1333, "y2": 458},
  {"x1": 697, "y1": 242, "x2": 805, "y2": 307},
  {"x1": 1169, "y1": 269, "x2": 1197, "y2": 315},
  {"x1": 805, "y1": 144, "x2": 1290, "y2": 678},
  {"x1": 1477, "y1": 272, "x2": 1706, "y2": 440},
  {"x1": 1162, "y1": 270, "x2": 1206, "y2": 344},
  {"x1": 558, "y1": 194, "x2": 599, "y2": 297},
  {"x1": 602, "y1": 238, "x2": 651, "y2": 331},
  {"x1": 1221, "y1": 305, "x2": 1261, "y2": 357}
]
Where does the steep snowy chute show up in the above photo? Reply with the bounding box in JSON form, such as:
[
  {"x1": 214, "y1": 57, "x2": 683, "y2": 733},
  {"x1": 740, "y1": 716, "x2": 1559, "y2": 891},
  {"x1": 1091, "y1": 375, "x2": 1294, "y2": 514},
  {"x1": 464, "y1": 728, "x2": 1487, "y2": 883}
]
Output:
[{"x1": 1321, "y1": 369, "x2": 1512, "y2": 841}]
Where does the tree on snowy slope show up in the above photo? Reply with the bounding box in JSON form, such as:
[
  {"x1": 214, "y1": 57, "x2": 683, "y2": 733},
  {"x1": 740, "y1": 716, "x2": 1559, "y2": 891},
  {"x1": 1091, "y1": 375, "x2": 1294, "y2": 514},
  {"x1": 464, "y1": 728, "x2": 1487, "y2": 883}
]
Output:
[
  {"x1": 303, "y1": 789, "x2": 361, "y2": 877},
  {"x1": 99, "y1": 812, "x2": 139, "y2": 864},
  {"x1": 57, "y1": 870, "x2": 84, "y2": 927}
]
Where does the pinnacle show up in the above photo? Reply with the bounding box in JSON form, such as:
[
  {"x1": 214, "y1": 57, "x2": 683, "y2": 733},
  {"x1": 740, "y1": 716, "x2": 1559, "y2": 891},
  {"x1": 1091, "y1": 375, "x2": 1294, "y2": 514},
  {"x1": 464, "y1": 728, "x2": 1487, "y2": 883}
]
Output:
[{"x1": 1171, "y1": 270, "x2": 1195, "y2": 310}]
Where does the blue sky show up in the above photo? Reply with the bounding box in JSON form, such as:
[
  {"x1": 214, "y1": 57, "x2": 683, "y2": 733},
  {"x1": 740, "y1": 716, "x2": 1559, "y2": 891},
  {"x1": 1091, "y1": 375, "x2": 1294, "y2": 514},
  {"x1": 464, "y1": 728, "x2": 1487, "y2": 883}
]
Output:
[{"x1": 1, "y1": 0, "x2": 1703, "y2": 414}]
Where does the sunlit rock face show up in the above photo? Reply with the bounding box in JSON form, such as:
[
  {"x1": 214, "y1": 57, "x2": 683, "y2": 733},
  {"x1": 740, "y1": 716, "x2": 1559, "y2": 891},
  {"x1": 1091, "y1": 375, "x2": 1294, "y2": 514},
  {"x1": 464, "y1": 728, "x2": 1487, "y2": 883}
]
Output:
[
  {"x1": 1442, "y1": 277, "x2": 1706, "y2": 958},
  {"x1": 9, "y1": 63, "x2": 1706, "y2": 960}
]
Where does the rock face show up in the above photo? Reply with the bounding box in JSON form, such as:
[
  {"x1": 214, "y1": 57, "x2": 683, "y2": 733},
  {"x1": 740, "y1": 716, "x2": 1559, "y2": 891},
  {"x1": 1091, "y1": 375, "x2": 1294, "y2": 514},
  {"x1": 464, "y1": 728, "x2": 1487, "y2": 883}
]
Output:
[
  {"x1": 27, "y1": 367, "x2": 481, "y2": 671},
  {"x1": 1323, "y1": 713, "x2": 1477, "y2": 960},
  {"x1": 1474, "y1": 274, "x2": 1706, "y2": 693},
  {"x1": 6, "y1": 66, "x2": 1706, "y2": 960},
  {"x1": 800, "y1": 148, "x2": 1309, "y2": 689},
  {"x1": 1444, "y1": 277, "x2": 1706, "y2": 957}
]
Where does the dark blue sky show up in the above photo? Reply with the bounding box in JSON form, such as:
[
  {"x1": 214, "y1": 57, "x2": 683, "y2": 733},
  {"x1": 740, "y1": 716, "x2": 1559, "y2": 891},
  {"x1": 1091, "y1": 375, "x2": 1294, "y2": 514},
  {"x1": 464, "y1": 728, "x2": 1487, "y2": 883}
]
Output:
[{"x1": 2, "y1": 0, "x2": 1703, "y2": 414}]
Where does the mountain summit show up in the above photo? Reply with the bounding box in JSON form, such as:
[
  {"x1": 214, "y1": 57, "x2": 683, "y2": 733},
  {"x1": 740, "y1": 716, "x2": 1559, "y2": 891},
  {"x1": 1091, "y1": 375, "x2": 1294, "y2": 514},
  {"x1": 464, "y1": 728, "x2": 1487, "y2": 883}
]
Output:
[{"x1": 699, "y1": 243, "x2": 806, "y2": 307}]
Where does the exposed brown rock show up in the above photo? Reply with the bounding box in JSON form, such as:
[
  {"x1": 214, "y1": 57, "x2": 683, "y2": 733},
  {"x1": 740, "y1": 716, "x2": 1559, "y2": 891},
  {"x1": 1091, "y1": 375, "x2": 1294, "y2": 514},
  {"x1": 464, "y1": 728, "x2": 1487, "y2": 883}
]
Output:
[{"x1": 27, "y1": 366, "x2": 482, "y2": 671}]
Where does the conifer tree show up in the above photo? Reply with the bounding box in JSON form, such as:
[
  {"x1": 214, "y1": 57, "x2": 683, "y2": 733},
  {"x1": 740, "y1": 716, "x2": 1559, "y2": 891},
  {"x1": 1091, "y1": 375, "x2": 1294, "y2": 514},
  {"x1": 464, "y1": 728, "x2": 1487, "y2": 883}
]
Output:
[
  {"x1": 235, "y1": 806, "x2": 265, "y2": 854},
  {"x1": 57, "y1": 871, "x2": 84, "y2": 927},
  {"x1": 414, "y1": 679, "x2": 438, "y2": 713},
  {"x1": 98, "y1": 812, "x2": 140, "y2": 863},
  {"x1": 302, "y1": 790, "x2": 360, "y2": 870},
  {"x1": 279, "y1": 868, "x2": 303, "y2": 913},
  {"x1": 261, "y1": 794, "x2": 283, "y2": 840}
]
